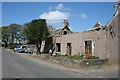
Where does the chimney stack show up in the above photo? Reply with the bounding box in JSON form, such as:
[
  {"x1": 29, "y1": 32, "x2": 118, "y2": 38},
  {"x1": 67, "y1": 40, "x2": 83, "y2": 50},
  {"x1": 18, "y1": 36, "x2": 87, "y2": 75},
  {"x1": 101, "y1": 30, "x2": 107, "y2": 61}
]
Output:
[
  {"x1": 62, "y1": 19, "x2": 69, "y2": 28},
  {"x1": 114, "y1": 1, "x2": 120, "y2": 14}
]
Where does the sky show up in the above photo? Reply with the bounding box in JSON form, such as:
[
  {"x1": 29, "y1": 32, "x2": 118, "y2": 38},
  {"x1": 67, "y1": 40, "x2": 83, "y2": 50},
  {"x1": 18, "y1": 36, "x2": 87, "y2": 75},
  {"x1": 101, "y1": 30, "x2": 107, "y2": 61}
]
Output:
[{"x1": 2, "y1": 2, "x2": 116, "y2": 32}]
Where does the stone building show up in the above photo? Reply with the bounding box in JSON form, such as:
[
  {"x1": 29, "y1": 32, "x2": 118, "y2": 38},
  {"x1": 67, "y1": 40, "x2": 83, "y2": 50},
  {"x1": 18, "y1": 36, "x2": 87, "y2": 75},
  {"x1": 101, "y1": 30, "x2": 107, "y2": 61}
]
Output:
[
  {"x1": 42, "y1": 2, "x2": 119, "y2": 64},
  {"x1": 105, "y1": 2, "x2": 119, "y2": 64},
  {"x1": 54, "y1": 20, "x2": 106, "y2": 59}
]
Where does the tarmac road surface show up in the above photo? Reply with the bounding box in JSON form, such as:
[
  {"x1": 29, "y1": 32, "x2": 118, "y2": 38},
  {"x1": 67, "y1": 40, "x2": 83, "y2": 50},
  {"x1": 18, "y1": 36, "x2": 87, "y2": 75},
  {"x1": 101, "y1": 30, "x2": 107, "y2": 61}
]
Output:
[{"x1": 1, "y1": 48, "x2": 118, "y2": 78}]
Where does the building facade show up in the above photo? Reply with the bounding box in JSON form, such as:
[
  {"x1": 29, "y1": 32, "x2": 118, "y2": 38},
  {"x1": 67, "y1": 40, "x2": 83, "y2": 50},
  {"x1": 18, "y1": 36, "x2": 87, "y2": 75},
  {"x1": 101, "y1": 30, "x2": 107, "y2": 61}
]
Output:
[{"x1": 42, "y1": 2, "x2": 119, "y2": 64}]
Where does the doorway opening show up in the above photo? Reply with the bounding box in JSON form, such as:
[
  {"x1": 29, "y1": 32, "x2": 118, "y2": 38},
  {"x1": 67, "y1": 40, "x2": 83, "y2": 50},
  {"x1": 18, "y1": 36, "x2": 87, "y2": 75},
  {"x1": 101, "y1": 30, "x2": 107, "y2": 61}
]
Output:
[
  {"x1": 66, "y1": 43, "x2": 72, "y2": 56},
  {"x1": 85, "y1": 40, "x2": 92, "y2": 59}
]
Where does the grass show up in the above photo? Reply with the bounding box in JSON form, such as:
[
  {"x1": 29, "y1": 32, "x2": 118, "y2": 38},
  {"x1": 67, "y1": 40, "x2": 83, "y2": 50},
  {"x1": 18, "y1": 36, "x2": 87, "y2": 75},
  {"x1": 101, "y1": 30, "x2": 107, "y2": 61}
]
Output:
[
  {"x1": 68, "y1": 55, "x2": 83, "y2": 60},
  {"x1": 55, "y1": 53, "x2": 83, "y2": 60}
]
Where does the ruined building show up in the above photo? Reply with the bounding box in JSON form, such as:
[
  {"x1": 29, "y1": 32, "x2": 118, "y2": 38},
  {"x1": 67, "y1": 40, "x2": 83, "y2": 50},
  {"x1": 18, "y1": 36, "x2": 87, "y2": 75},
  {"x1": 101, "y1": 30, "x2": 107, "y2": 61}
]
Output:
[{"x1": 42, "y1": 2, "x2": 119, "y2": 64}]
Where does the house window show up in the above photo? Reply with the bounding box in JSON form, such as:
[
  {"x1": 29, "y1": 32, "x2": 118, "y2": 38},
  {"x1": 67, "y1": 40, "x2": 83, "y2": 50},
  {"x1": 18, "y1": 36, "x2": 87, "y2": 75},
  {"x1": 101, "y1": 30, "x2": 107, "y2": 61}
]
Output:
[
  {"x1": 56, "y1": 43, "x2": 61, "y2": 52},
  {"x1": 63, "y1": 31, "x2": 67, "y2": 35},
  {"x1": 110, "y1": 26, "x2": 115, "y2": 38}
]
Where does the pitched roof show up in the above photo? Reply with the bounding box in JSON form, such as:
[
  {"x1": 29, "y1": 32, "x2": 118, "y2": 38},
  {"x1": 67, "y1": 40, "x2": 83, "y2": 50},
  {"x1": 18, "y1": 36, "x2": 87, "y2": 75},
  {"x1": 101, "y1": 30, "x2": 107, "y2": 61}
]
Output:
[{"x1": 93, "y1": 21, "x2": 104, "y2": 30}]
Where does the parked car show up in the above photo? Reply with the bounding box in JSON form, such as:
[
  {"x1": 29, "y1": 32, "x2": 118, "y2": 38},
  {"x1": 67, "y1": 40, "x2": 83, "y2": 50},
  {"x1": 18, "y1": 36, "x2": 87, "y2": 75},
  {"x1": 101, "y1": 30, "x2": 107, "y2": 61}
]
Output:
[
  {"x1": 2, "y1": 41, "x2": 5, "y2": 47},
  {"x1": 13, "y1": 45, "x2": 28, "y2": 53}
]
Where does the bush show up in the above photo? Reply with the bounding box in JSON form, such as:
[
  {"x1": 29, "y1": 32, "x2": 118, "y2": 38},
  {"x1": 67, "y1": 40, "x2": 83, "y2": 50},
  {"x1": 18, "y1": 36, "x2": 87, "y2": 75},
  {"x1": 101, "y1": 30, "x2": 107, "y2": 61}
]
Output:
[
  {"x1": 56, "y1": 53, "x2": 65, "y2": 57},
  {"x1": 68, "y1": 55, "x2": 83, "y2": 60},
  {"x1": 7, "y1": 43, "x2": 17, "y2": 49}
]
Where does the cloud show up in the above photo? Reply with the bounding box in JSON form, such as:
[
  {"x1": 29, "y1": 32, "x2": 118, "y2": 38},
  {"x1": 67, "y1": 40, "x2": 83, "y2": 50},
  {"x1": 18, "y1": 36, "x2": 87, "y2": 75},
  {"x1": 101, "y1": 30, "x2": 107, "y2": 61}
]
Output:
[
  {"x1": 48, "y1": 3, "x2": 71, "y2": 12},
  {"x1": 40, "y1": 10, "x2": 70, "y2": 23},
  {"x1": 40, "y1": 3, "x2": 71, "y2": 25},
  {"x1": 80, "y1": 13, "x2": 88, "y2": 19},
  {"x1": 56, "y1": 4, "x2": 64, "y2": 10},
  {"x1": 48, "y1": 6, "x2": 53, "y2": 11},
  {"x1": 56, "y1": 3, "x2": 70, "y2": 11}
]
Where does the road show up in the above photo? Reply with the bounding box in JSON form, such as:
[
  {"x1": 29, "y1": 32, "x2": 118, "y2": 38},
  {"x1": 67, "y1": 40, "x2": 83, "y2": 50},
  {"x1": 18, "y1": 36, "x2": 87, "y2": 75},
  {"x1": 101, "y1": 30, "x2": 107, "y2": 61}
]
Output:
[
  {"x1": 1, "y1": 48, "x2": 118, "y2": 78},
  {"x1": 0, "y1": 48, "x2": 2, "y2": 79}
]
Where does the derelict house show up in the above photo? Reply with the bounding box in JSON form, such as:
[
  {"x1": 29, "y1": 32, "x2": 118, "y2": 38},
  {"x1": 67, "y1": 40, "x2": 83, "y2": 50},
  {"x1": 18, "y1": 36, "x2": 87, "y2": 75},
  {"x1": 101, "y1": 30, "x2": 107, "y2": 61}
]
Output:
[{"x1": 41, "y1": 2, "x2": 119, "y2": 64}]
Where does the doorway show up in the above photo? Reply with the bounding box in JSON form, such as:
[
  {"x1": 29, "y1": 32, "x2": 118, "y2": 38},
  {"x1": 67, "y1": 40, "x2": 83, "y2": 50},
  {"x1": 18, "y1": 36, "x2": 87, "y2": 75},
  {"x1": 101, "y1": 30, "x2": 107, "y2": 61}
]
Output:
[
  {"x1": 66, "y1": 43, "x2": 72, "y2": 56},
  {"x1": 85, "y1": 40, "x2": 92, "y2": 59}
]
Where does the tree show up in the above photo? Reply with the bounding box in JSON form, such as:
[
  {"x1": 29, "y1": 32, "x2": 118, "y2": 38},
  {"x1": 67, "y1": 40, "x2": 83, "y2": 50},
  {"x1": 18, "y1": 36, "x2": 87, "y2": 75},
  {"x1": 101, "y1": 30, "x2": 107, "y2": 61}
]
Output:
[
  {"x1": 8, "y1": 24, "x2": 21, "y2": 43},
  {"x1": 2, "y1": 24, "x2": 22, "y2": 45},
  {"x1": 23, "y1": 19, "x2": 49, "y2": 55},
  {"x1": 2, "y1": 26, "x2": 10, "y2": 42}
]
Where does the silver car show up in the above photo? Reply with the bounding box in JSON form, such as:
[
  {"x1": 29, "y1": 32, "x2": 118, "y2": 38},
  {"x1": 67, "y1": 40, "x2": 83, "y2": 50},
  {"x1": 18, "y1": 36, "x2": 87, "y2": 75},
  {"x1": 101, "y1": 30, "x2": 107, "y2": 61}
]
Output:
[{"x1": 13, "y1": 45, "x2": 27, "y2": 53}]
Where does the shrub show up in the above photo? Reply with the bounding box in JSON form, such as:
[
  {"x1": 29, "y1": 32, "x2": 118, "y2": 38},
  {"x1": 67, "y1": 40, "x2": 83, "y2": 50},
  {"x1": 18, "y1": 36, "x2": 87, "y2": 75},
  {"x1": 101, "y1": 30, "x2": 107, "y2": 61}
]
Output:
[
  {"x1": 68, "y1": 55, "x2": 83, "y2": 60},
  {"x1": 56, "y1": 53, "x2": 61, "y2": 57},
  {"x1": 7, "y1": 43, "x2": 17, "y2": 49}
]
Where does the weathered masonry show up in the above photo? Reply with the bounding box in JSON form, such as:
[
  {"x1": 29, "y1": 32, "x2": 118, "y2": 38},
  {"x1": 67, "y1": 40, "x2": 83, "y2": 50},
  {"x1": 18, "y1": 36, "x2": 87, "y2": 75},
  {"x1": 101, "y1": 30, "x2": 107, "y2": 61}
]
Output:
[
  {"x1": 42, "y1": 2, "x2": 119, "y2": 64},
  {"x1": 55, "y1": 22, "x2": 106, "y2": 59},
  {"x1": 105, "y1": 2, "x2": 119, "y2": 64}
]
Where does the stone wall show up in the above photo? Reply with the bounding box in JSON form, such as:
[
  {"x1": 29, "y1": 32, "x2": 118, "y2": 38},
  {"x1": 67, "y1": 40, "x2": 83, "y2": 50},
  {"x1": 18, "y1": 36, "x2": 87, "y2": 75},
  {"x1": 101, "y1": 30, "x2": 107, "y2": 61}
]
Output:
[
  {"x1": 118, "y1": 12, "x2": 120, "y2": 66},
  {"x1": 41, "y1": 55, "x2": 108, "y2": 68},
  {"x1": 106, "y1": 11, "x2": 119, "y2": 64},
  {"x1": 55, "y1": 29, "x2": 107, "y2": 59}
]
